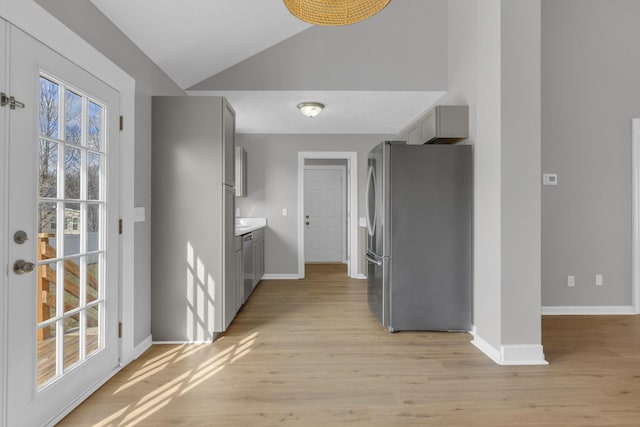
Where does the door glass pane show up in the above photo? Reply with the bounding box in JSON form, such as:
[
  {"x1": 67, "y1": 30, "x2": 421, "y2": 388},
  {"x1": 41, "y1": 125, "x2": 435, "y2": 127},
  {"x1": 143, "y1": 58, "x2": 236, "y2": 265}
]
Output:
[
  {"x1": 87, "y1": 254, "x2": 99, "y2": 302},
  {"x1": 38, "y1": 262, "x2": 57, "y2": 322},
  {"x1": 36, "y1": 323, "x2": 57, "y2": 387},
  {"x1": 63, "y1": 315, "x2": 80, "y2": 372},
  {"x1": 38, "y1": 139, "x2": 58, "y2": 198},
  {"x1": 39, "y1": 77, "x2": 59, "y2": 138},
  {"x1": 64, "y1": 90, "x2": 82, "y2": 145},
  {"x1": 64, "y1": 202, "x2": 81, "y2": 257},
  {"x1": 86, "y1": 304, "x2": 100, "y2": 357},
  {"x1": 87, "y1": 101, "x2": 102, "y2": 151},
  {"x1": 87, "y1": 153, "x2": 101, "y2": 201},
  {"x1": 64, "y1": 147, "x2": 81, "y2": 199},
  {"x1": 63, "y1": 257, "x2": 81, "y2": 313},
  {"x1": 87, "y1": 204, "x2": 100, "y2": 253},
  {"x1": 38, "y1": 202, "x2": 58, "y2": 260}
]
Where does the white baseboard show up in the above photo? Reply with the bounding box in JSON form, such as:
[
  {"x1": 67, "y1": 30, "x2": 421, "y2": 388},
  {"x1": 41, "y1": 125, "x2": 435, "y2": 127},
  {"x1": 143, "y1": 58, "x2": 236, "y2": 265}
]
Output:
[
  {"x1": 471, "y1": 334, "x2": 548, "y2": 366},
  {"x1": 542, "y1": 306, "x2": 636, "y2": 315},
  {"x1": 356, "y1": 274, "x2": 367, "y2": 279},
  {"x1": 471, "y1": 334, "x2": 502, "y2": 364},
  {"x1": 133, "y1": 335, "x2": 153, "y2": 359},
  {"x1": 500, "y1": 344, "x2": 548, "y2": 366},
  {"x1": 152, "y1": 340, "x2": 213, "y2": 345},
  {"x1": 262, "y1": 274, "x2": 299, "y2": 280}
]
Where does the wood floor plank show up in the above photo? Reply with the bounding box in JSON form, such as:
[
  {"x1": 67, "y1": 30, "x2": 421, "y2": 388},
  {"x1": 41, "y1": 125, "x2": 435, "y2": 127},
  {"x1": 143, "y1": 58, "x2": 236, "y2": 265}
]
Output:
[{"x1": 58, "y1": 264, "x2": 640, "y2": 426}]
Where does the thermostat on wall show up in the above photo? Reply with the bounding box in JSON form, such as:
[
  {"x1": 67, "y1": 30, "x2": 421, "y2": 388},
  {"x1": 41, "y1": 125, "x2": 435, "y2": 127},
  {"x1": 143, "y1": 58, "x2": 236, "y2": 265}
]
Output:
[{"x1": 542, "y1": 173, "x2": 558, "y2": 186}]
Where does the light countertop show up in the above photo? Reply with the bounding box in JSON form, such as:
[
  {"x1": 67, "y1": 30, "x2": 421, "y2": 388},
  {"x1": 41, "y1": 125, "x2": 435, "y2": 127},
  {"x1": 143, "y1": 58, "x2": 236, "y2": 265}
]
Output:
[{"x1": 235, "y1": 217, "x2": 267, "y2": 236}]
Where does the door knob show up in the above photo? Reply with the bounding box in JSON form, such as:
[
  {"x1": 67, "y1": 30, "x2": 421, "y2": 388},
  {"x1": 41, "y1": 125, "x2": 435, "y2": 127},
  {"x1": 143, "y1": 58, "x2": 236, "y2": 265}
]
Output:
[
  {"x1": 14, "y1": 260, "x2": 36, "y2": 275},
  {"x1": 305, "y1": 221, "x2": 310, "y2": 226}
]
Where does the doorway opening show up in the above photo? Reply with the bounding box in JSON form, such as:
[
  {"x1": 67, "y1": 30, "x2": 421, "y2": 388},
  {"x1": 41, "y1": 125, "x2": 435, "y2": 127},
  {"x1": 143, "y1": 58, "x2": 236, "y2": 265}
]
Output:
[{"x1": 298, "y1": 152, "x2": 358, "y2": 279}]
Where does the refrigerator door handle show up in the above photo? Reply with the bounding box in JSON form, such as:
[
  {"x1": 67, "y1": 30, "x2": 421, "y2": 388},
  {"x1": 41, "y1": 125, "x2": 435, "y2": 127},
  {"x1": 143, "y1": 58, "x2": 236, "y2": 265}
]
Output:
[
  {"x1": 365, "y1": 254, "x2": 383, "y2": 266},
  {"x1": 365, "y1": 166, "x2": 376, "y2": 237}
]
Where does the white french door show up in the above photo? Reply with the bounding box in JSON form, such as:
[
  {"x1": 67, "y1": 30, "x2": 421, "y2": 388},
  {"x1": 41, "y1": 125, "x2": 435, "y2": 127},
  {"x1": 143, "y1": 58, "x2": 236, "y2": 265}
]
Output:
[{"x1": 4, "y1": 23, "x2": 120, "y2": 426}]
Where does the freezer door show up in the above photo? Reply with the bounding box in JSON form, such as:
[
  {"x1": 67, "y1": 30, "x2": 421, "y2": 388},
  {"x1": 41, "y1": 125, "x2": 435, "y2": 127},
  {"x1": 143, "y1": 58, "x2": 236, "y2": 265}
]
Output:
[{"x1": 366, "y1": 251, "x2": 389, "y2": 327}]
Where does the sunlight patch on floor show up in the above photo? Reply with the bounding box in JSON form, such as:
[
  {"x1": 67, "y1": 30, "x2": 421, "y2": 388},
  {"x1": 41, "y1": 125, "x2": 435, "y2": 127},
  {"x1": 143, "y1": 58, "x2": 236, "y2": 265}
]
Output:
[{"x1": 93, "y1": 332, "x2": 258, "y2": 425}]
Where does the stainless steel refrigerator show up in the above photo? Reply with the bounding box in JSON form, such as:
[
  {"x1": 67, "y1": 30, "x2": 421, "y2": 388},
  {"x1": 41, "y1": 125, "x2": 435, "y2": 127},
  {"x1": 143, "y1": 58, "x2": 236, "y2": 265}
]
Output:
[{"x1": 365, "y1": 141, "x2": 472, "y2": 332}]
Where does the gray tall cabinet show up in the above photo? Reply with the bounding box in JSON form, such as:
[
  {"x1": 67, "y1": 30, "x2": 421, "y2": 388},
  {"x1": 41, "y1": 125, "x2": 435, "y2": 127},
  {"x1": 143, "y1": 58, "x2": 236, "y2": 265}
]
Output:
[{"x1": 151, "y1": 96, "x2": 236, "y2": 342}]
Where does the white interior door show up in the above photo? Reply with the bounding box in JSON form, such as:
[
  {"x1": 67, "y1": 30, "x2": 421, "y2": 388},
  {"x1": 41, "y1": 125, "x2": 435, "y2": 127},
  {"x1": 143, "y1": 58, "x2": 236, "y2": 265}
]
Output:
[
  {"x1": 304, "y1": 167, "x2": 346, "y2": 263},
  {"x1": 4, "y1": 24, "x2": 120, "y2": 426}
]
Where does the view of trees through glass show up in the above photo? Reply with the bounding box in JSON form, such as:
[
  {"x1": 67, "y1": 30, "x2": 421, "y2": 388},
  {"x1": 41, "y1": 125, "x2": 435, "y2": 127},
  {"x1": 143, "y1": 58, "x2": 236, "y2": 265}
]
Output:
[{"x1": 36, "y1": 74, "x2": 106, "y2": 387}]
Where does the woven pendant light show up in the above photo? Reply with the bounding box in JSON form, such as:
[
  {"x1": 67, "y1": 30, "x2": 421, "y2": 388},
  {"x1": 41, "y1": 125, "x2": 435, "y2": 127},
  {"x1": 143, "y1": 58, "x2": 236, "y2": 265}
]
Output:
[{"x1": 283, "y1": 0, "x2": 392, "y2": 26}]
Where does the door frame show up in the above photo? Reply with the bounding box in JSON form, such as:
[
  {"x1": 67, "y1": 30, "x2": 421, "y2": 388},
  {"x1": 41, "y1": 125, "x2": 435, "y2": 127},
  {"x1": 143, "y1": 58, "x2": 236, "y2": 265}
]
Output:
[
  {"x1": 298, "y1": 152, "x2": 358, "y2": 279},
  {"x1": 304, "y1": 165, "x2": 347, "y2": 264},
  {"x1": 0, "y1": 2, "x2": 136, "y2": 425},
  {"x1": 631, "y1": 119, "x2": 640, "y2": 314}
]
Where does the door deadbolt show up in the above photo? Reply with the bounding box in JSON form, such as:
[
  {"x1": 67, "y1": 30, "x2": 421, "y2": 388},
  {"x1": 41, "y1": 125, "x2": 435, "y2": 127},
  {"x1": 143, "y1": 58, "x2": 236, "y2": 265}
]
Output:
[
  {"x1": 14, "y1": 260, "x2": 36, "y2": 275},
  {"x1": 13, "y1": 230, "x2": 28, "y2": 244}
]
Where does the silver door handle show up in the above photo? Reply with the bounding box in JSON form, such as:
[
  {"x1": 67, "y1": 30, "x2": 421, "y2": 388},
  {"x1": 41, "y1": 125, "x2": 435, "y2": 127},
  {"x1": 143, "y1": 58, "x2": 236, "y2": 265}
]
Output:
[
  {"x1": 14, "y1": 260, "x2": 36, "y2": 275},
  {"x1": 365, "y1": 255, "x2": 382, "y2": 266}
]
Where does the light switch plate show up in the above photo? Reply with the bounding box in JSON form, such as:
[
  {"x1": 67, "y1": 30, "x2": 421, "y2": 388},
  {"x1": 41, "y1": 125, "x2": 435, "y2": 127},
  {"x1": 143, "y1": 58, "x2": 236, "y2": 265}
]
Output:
[
  {"x1": 134, "y1": 207, "x2": 146, "y2": 222},
  {"x1": 595, "y1": 274, "x2": 603, "y2": 286},
  {"x1": 543, "y1": 173, "x2": 558, "y2": 186}
]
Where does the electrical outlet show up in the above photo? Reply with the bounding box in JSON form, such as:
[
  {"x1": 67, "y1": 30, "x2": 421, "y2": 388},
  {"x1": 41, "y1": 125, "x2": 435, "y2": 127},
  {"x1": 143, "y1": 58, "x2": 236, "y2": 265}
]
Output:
[
  {"x1": 567, "y1": 275, "x2": 575, "y2": 287},
  {"x1": 595, "y1": 274, "x2": 603, "y2": 286}
]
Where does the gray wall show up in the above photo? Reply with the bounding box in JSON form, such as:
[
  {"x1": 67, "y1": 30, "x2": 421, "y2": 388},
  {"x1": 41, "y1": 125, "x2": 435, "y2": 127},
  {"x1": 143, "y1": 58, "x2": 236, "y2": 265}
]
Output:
[
  {"x1": 235, "y1": 134, "x2": 390, "y2": 275},
  {"x1": 542, "y1": 0, "x2": 637, "y2": 307},
  {"x1": 35, "y1": 0, "x2": 184, "y2": 346},
  {"x1": 190, "y1": 0, "x2": 447, "y2": 91}
]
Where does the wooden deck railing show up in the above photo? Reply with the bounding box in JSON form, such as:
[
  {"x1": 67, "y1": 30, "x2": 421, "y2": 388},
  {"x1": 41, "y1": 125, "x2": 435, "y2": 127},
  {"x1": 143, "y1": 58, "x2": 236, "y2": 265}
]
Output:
[{"x1": 37, "y1": 233, "x2": 99, "y2": 340}]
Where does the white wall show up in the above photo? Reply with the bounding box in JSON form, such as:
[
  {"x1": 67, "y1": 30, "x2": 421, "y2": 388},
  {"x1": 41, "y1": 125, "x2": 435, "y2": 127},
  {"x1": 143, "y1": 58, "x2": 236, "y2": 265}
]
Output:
[{"x1": 235, "y1": 134, "x2": 390, "y2": 275}]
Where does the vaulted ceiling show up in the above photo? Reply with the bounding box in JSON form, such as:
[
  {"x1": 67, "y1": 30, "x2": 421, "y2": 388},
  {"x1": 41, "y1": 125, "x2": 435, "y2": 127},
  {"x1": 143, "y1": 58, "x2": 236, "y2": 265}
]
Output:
[{"x1": 90, "y1": 0, "x2": 449, "y2": 134}]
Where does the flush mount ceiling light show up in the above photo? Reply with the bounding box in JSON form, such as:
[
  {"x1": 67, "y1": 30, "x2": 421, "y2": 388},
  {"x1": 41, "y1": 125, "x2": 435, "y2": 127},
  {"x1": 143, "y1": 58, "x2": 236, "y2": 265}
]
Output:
[
  {"x1": 297, "y1": 102, "x2": 325, "y2": 118},
  {"x1": 283, "y1": 0, "x2": 392, "y2": 26}
]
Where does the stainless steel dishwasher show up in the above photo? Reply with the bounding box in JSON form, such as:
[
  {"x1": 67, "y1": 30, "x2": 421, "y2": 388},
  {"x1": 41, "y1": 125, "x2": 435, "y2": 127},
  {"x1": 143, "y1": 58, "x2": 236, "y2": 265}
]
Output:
[{"x1": 243, "y1": 233, "x2": 253, "y2": 303}]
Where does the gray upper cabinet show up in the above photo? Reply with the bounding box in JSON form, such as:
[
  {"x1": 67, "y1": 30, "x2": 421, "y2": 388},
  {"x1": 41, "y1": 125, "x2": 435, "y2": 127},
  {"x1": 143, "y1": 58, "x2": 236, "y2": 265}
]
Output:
[
  {"x1": 151, "y1": 96, "x2": 236, "y2": 341},
  {"x1": 407, "y1": 124, "x2": 421, "y2": 145},
  {"x1": 223, "y1": 100, "x2": 236, "y2": 186},
  {"x1": 235, "y1": 146, "x2": 247, "y2": 197},
  {"x1": 420, "y1": 105, "x2": 469, "y2": 144}
]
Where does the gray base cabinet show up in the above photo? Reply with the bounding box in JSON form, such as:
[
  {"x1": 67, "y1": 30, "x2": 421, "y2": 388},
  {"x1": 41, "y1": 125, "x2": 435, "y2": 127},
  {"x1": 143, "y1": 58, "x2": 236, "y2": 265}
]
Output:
[
  {"x1": 151, "y1": 96, "x2": 236, "y2": 341},
  {"x1": 234, "y1": 236, "x2": 243, "y2": 312},
  {"x1": 252, "y1": 228, "x2": 265, "y2": 289}
]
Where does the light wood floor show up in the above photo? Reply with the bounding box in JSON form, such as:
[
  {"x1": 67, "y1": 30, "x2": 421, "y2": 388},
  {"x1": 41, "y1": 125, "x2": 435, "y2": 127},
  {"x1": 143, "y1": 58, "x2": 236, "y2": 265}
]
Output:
[{"x1": 59, "y1": 264, "x2": 640, "y2": 426}]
